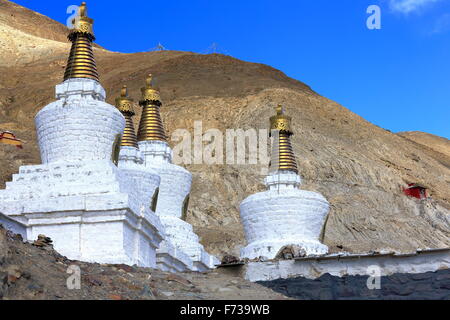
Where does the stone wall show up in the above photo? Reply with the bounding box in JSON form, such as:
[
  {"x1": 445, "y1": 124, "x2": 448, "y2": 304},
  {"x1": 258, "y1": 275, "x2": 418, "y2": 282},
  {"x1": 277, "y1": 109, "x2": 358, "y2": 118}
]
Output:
[
  {"x1": 0, "y1": 160, "x2": 165, "y2": 268},
  {"x1": 243, "y1": 249, "x2": 450, "y2": 282},
  {"x1": 258, "y1": 269, "x2": 450, "y2": 300},
  {"x1": 36, "y1": 79, "x2": 124, "y2": 164}
]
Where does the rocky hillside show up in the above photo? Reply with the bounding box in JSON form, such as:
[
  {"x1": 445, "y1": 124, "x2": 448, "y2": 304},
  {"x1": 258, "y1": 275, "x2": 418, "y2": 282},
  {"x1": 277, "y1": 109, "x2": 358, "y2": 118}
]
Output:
[
  {"x1": 398, "y1": 131, "x2": 450, "y2": 169},
  {"x1": 0, "y1": 0, "x2": 449, "y2": 258},
  {"x1": 0, "y1": 0, "x2": 68, "y2": 66}
]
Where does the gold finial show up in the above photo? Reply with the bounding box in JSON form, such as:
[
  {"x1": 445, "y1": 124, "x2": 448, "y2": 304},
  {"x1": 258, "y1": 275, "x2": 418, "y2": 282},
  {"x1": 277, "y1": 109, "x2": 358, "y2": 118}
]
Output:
[
  {"x1": 140, "y1": 74, "x2": 161, "y2": 103},
  {"x1": 70, "y1": 2, "x2": 94, "y2": 37},
  {"x1": 270, "y1": 104, "x2": 292, "y2": 134},
  {"x1": 146, "y1": 74, "x2": 153, "y2": 87},
  {"x1": 80, "y1": 2, "x2": 87, "y2": 17},
  {"x1": 269, "y1": 105, "x2": 298, "y2": 174},
  {"x1": 64, "y1": 2, "x2": 98, "y2": 81},
  {"x1": 137, "y1": 75, "x2": 167, "y2": 142},
  {"x1": 276, "y1": 104, "x2": 284, "y2": 115},
  {"x1": 121, "y1": 85, "x2": 128, "y2": 97},
  {"x1": 115, "y1": 85, "x2": 134, "y2": 115},
  {"x1": 115, "y1": 85, "x2": 138, "y2": 148}
]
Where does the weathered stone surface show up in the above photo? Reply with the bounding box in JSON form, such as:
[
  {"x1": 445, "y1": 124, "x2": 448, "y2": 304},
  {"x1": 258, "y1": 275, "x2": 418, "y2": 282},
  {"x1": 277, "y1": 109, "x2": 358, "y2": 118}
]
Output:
[
  {"x1": 32, "y1": 234, "x2": 53, "y2": 248},
  {"x1": 276, "y1": 245, "x2": 307, "y2": 260},
  {"x1": 221, "y1": 255, "x2": 240, "y2": 265}
]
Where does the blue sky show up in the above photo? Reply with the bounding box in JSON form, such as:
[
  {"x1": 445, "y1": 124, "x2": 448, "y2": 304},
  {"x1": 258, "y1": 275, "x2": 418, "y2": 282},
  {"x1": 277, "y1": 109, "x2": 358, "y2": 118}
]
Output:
[{"x1": 13, "y1": 0, "x2": 450, "y2": 138}]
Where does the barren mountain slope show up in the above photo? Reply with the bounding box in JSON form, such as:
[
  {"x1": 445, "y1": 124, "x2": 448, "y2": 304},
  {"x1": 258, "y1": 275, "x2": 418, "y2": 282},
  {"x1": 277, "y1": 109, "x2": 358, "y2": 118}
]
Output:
[
  {"x1": 0, "y1": 0, "x2": 68, "y2": 41},
  {"x1": 398, "y1": 132, "x2": 450, "y2": 168},
  {"x1": 0, "y1": 0, "x2": 69, "y2": 66},
  {"x1": 0, "y1": 0, "x2": 108, "y2": 66},
  {"x1": 0, "y1": 1, "x2": 449, "y2": 258},
  {"x1": 401, "y1": 132, "x2": 450, "y2": 158}
]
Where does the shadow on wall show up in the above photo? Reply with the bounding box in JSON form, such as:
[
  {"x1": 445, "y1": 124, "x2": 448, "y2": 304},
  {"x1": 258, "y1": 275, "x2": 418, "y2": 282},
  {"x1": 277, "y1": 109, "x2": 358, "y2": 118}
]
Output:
[{"x1": 258, "y1": 269, "x2": 450, "y2": 300}]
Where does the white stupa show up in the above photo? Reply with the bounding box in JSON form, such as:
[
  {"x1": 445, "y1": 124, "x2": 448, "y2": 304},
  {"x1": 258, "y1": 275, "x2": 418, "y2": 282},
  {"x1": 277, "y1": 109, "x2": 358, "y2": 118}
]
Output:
[
  {"x1": 239, "y1": 105, "x2": 330, "y2": 260},
  {"x1": 135, "y1": 75, "x2": 219, "y2": 271},
  {"x1": 112, "y1": 84, "x2": 192, "y2": 272}
]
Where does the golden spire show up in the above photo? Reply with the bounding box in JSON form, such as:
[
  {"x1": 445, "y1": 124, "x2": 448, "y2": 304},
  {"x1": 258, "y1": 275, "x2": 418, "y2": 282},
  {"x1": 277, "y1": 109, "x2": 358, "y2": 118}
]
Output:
[
  {"x1": 137, "y1": 74, "x2": 167, "y2": 142},
  {"x1": 269, "y1": 105, "x2": 298, "y2": 174},
  {"x1": 64, "y1": 2, "x2": 99, "y2": 81},
  {"x1": 115, "y1": 85, "x2": 138, "y2": 148}
]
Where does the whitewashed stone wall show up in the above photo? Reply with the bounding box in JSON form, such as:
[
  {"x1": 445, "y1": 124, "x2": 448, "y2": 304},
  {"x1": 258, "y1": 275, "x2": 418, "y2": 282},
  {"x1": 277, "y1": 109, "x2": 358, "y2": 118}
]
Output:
[
  {"x1": 243, "y1": 249, "x2": 450, "y2": 282},
  {"x1": 0, "y1": 160, "x2": 165, "y2": 267},
  {"x1": 154, "y1": 163, "x2": 192, "y2": 219},
  {"x1": 159, "y1": 215, "x2": 219, "y2": 271},
  {"x1": 139, "y1": 140, "x2": 172, "y2": 165},
  {"x1": 157, "y1": 240, "x2": 193, "y2": 272},
  {"x1": 265, "y1": 171, "x2": 302, "y2": 190},
  {"x1": 118, "y1": 146, "x2": 144, "y2": 169},
  {"x1": 118, "y1": 145, "x2": 194, "y2": 271},
  {"x1": 118, "y1": 147, "x2": 161, "y2": 209},
  {"x1": 240, "y1": 171, "x2": 330, "y2": 260},
  {"x1": 36, "y1": 79, "x2": 124, "y2": 164},
  {"x1": 139, "y1": 141, "x2": 191, "y2": 218},
  {"x1": 139, "y1": 140, "x2": 219, "y2": 270}
]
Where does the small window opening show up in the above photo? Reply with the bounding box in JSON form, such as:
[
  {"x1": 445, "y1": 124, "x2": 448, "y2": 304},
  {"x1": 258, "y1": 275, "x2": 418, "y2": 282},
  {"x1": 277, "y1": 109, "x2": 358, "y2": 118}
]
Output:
[
  {"x1": 181, "y1": 194, "x2": 190, "y2": 220},
  {"x1": 111, "y1": 134, "x2": 122, "y2": 166},
  {"x1": 151, "y1": 187, "x2": 159, "y2": 212}
]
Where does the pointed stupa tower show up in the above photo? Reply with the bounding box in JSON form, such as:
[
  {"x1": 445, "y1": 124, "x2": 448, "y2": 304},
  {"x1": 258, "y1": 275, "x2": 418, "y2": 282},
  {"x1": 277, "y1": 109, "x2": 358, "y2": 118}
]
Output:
[
  {"x1": 136, "y1": 75, "x2": 219, "y2": 271},
  {"x1": 0, "y1": 3, "x2": 164, "y2": 267},
  {"x1": 137, "y1": 75, "x2": 168, "y2": 144},
  {"x1": 269, "y1": 104, "x2": 299, "y2": 174},
  {"x1": 115, "y1": 86, "x2": 138, "y2": 148},
  {"x1": 113, "y1": 85, "x2": 162, "y2": 224},
  {"x1": 63, "y1": 2, "x2": 99, "y2": 82},
  {"x1": 239, "y1": 105, "x2": 330, "y2": 260},
  {"x1": 114, "y1": 85, "x2": 145, "y2": 169}
]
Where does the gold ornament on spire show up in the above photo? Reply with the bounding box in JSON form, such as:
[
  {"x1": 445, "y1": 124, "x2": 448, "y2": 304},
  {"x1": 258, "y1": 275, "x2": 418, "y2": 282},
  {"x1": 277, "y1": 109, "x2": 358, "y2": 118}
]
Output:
[
  {"x1": 140, "y1": 74, "x2": 162, "y2": 102},
  {"x1": 269, "y1": 105, "x2": 298, "y2": 173},
  {"x1": 115, "y1": 85, "x2": 138, "y2": 148},
  {"x1": 137, "y1": 75, "x2": 167, "y2": 142},
  {"x1": 71, "y1": 2, "x2": 94, "y2": 36},
  {"x1": 64, "y1": 2, "x2": 99, "y2": 81}
]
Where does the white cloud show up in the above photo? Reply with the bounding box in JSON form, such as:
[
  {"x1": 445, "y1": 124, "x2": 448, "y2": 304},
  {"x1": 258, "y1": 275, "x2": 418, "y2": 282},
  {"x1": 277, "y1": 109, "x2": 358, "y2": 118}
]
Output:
[{"x1": 389, "y1": 0, "x2": 441, "y2": 14}]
